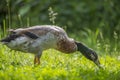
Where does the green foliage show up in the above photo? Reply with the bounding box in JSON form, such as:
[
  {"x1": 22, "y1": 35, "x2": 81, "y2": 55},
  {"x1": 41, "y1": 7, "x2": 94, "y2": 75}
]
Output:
[
  {"x1": 0, "y1": 0, "x2": 120, "y2": 38},
  {"x1": 0, "y1": 0, "x2": 120, "y2": 80}
]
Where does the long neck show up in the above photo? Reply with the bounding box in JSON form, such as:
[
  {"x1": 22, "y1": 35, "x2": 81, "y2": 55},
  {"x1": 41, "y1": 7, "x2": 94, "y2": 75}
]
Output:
[{"x1": 76, "y1": 42, "x2": 93, "y2": 61}]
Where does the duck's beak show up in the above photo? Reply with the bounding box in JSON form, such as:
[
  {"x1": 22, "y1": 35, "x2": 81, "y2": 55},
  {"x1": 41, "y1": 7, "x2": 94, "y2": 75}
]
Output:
[{"x1": 94, "y1": 59, "x2": 102, "y2": 68}]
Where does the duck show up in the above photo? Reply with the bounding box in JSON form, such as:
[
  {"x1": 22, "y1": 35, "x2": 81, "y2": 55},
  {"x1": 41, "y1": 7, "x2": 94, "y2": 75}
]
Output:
[{"x1": 0, "y1": 25, "x2": 101, "y2": 67}]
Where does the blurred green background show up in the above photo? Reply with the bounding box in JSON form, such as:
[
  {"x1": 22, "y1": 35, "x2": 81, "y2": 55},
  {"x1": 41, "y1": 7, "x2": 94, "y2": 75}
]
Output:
[
  {"x1": 0, "y1": 0, "x2": 120, "y2": 48},
  {"x1": 0, "y1": 1, "x2": 120, "y2": 79}
]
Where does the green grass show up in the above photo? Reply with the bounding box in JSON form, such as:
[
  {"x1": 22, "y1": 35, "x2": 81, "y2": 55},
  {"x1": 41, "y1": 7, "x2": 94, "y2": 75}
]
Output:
[{"x1": 0, "y1": 42, "x2": 120, "y2": 80}]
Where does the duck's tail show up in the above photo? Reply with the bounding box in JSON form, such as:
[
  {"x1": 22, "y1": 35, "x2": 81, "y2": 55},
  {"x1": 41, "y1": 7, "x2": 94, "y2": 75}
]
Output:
[
  {"x1": 0, "y1": 37, "x2": 12, "y2": 43},
  {"x1": 0, "y1": 39, "x2": 5, "y2": 42},
  {"x1": 0, "y1": 34, "x2": 21, "y2": 43}
]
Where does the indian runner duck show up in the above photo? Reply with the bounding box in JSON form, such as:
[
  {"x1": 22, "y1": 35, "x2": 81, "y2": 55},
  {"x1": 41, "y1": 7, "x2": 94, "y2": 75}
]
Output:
[{"x1": 0, "y1": 25, "x2": 100, "y2": 67}]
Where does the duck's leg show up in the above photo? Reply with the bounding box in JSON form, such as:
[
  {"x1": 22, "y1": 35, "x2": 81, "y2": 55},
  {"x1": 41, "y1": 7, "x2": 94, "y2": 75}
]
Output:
[
  {"x1": 34, "y1": 52, "x2": 42, "y2": 65},
  {"x1": 34, "y1": 56, "x2": 40, "y2": 65}
]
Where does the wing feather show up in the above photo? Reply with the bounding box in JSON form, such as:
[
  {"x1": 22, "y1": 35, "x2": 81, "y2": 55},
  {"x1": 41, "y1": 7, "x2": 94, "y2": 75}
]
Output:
[{"x1": 23, "y1": 31, "x2": 39, "y2": 39}]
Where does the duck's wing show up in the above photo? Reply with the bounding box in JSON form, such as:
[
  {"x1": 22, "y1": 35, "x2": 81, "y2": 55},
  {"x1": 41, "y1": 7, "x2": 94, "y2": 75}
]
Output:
[
  {"x1": 0, "y1": 31, "x2": 39, "y2": 43},
  {"x1": 23, "y1": 31, "x2": 39, "y2": 39},
  {"x1": 7, "y1": 25, "x2": 67, "y2": 40},
  {"x1": 9, "y1": 29, "x2": 39, "y2": 39}
]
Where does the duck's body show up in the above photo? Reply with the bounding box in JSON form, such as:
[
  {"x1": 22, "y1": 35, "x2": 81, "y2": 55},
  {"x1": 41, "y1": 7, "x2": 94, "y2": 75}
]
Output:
[
  {"x1": 4, "y1": 25, "x2": 77, "y2": 53},
  {"x1": 1, "y1": 25, "x2": 100, "y2": 67}
]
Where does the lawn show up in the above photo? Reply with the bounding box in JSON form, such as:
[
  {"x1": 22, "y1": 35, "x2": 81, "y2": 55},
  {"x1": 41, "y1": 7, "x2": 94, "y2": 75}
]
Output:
[{"x1": 0, "y1": 42, "x2": 120, "y2": 80}]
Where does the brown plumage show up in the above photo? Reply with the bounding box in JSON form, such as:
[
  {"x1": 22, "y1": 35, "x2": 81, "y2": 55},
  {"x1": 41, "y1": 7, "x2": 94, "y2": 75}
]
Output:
[{"x1": 0, "y1": 25, "x2": 101, "y2": 67}]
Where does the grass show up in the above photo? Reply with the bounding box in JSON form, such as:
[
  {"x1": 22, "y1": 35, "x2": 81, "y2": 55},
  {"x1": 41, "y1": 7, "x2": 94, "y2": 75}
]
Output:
[{"x1": 0, "y1": 41, "x2": 120, "y2": 80}]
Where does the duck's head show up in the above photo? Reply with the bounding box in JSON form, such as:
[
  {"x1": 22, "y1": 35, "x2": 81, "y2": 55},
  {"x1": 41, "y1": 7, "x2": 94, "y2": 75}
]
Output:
[{"x1": 75, "y1": 41, "x2": 101, "y2": 68}]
